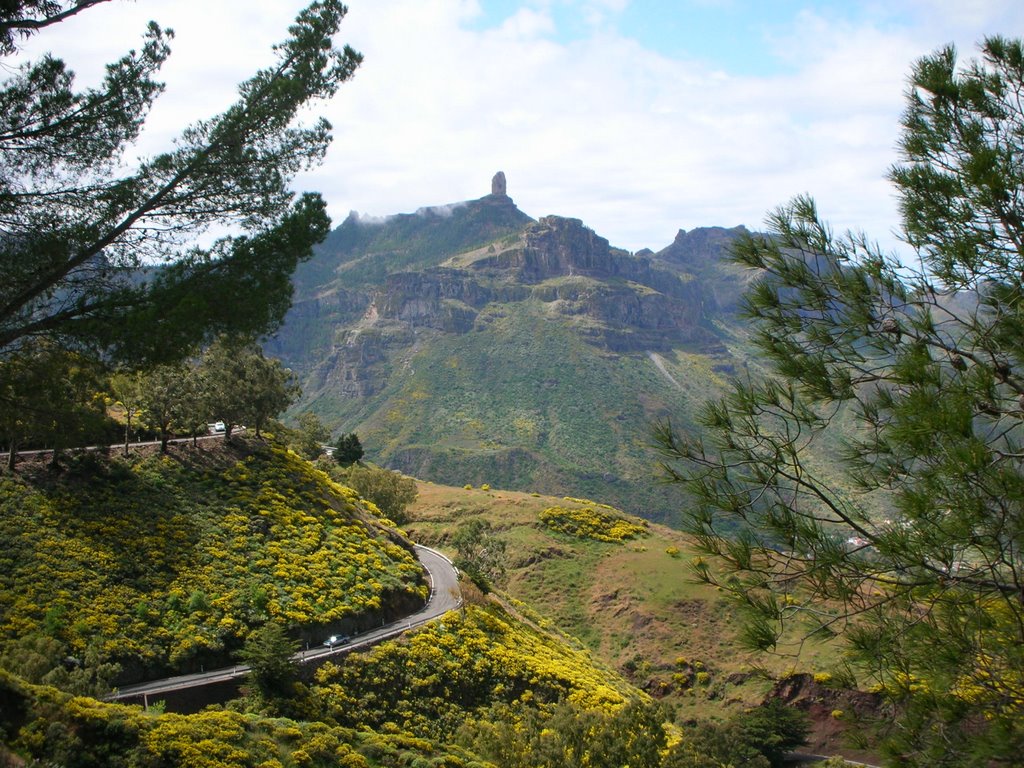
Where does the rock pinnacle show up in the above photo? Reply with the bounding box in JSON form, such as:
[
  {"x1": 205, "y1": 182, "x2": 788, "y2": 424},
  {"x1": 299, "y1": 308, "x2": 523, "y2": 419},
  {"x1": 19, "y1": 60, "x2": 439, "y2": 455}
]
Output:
[{"x1": 491, "y1": 171, "x2": 507, "y2": 197}]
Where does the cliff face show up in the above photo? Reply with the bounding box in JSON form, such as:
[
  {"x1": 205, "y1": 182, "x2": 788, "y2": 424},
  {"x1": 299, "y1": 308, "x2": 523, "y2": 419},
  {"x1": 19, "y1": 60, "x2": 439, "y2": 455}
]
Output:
[
  {"x1": 372, "y1": 215, "x2": 711, "y2": 353},
  {"x1": 654, "y1": 225, "x2": 753, "y2": 313}
]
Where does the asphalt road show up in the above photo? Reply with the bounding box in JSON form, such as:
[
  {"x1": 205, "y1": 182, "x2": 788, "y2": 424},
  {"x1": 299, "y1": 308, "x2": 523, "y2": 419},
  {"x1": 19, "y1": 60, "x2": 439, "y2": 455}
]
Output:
[
  {"x1": 108, "y1": 544, "x2": 461, "y2": 701},
  {"x1": 0, "y1": 428, "x2": 242, "y2": 461}
]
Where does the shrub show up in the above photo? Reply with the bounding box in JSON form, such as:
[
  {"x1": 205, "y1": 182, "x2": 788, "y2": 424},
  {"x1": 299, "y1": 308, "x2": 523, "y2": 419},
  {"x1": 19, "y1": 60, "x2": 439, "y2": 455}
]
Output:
[
  {"x1": 539, "y1": 506, "x2": 646, "y2": 543},
  {"x1": 334, "y1": 433, "x2": 364, "y2": 466}
]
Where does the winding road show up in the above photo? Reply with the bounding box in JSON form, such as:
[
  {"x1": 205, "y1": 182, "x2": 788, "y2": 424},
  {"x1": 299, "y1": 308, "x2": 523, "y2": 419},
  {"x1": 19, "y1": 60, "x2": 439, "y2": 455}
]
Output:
[{"x1": 108, "y1": 544, "x2": 461, "y2": 703}]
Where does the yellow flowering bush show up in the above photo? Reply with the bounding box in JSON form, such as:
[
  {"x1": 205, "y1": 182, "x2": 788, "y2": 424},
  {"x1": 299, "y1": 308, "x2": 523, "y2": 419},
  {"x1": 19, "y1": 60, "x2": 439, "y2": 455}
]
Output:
[
  {"x1": 311, "y1": 604, "x2": 636, "y2": 742},
  {"x1": 539, "y1": 505, "x2": 646, "y2": 543},
  {"x1": 0, "y1": 442, "x2": 426, "y2": 679},
  {"x1": 0, "y1": 669, "x2": 476, "y2": 767}
]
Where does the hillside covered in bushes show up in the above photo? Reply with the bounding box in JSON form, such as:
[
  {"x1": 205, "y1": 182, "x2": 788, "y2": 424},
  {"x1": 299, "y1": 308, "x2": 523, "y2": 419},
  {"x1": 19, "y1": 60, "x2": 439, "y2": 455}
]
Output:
[{"x1": 0, "y1": 440, "x2": 427, "y2": 689}]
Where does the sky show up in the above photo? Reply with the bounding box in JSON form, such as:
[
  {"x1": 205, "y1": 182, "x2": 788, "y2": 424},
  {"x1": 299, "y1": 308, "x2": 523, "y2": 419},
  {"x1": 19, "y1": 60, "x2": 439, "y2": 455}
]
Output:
[{"x1": 12, "y1": 0, "x2": 1024, "y2": 255}]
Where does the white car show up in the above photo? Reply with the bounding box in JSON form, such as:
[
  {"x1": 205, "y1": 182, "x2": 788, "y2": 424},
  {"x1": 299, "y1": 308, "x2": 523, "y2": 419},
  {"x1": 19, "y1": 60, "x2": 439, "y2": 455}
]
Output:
[{"x1": 323, "y1": 634, "x2": 350, "y2": 648}]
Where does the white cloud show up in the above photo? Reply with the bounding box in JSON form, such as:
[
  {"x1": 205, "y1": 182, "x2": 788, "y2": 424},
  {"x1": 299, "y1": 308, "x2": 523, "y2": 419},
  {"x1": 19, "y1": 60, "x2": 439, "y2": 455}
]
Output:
[{"x1": 9, "y1": 0, "x2": 1024, "y2": 256}]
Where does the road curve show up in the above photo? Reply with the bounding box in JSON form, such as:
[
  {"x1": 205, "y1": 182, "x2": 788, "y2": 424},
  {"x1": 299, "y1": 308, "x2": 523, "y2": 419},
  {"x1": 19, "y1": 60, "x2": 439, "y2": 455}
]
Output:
[{"x1": 108, "y1": 544, "x2": 461, "y2": 702}]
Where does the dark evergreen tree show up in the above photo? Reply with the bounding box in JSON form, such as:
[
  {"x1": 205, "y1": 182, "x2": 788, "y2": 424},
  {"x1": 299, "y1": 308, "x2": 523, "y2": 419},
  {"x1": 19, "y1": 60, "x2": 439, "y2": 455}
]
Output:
[
  {"x1": 0, "y1": 1, "x2": 362, "y2": 365},
  {"x1": 333, "y1": 432, "x2": 364, "y2": 465},
  {"x1": 658, "y1": 37, "x2": 1024, "y2": 765},
  {"x1": 238, "y1": 622, "x2": 299, "y2": 701},
  {"x1": 731, "y1": 701, "x2": 809, "y2": 768}
]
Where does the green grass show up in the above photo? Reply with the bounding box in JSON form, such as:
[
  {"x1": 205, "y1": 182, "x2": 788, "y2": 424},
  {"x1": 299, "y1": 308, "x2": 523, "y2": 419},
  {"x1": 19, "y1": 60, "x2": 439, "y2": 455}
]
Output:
[{"x1": 406, "y1": 481, "x2": 844, "y2": 720}]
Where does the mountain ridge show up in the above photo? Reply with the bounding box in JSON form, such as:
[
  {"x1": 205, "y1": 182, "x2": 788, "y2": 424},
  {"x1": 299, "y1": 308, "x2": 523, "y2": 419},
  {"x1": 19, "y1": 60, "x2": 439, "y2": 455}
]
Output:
[{"x1": 270, "y1": 175, "x2": 754, "y2": 523}]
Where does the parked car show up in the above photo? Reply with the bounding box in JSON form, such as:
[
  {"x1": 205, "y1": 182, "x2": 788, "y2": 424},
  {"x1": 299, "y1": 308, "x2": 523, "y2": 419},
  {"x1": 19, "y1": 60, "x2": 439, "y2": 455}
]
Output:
[{"x1": 323, "y1": 634, "x2": 350, "y2": 648}]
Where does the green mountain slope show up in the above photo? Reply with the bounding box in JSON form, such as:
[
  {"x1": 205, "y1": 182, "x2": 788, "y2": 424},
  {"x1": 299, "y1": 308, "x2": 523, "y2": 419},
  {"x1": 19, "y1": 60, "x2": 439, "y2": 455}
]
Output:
[{"x1": 271, "y1": 178, "x2": 753, "y2": 523}]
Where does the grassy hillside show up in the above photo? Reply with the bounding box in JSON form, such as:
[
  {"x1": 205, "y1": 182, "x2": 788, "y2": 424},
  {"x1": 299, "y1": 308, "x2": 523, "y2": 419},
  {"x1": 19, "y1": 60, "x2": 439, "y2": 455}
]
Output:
[
  {"x1": 405, "y1": 480, "x2": 844, "y2": 720},
  {"x1": 0, "y1": 440, "x2": 426, "y2": 686}
]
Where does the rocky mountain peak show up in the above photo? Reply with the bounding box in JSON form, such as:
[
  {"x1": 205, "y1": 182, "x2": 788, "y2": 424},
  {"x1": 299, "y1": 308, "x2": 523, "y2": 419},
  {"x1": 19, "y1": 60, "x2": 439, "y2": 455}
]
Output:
[
  {"x1": 660, "y1": 225, "x2": 749, "y2": 267},
  {"x1": 656, "y1": 225, "x2": 752, "y2": 313},
  {"x1": 268, "y1": 188, "x2": 756, "y2": 523},
  {"x1": 491, "y1": 170, "x2": 508, "y2": 197}
]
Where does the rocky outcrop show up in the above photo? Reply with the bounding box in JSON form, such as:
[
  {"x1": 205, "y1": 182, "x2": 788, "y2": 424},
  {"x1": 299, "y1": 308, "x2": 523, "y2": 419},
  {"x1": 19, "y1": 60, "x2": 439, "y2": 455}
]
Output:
[
  {"x1": 477, "y1": 216, "x2": 693, "y2": 295},
  {"x1": 768, "y1": 673, "x2": 885, "y2": 763},
  {"x1": 306, "y1": 323, "x2": 414, "y2": 398},
  {"x1": 477, "y1": 216, "x2": 619, "y2": 281},
  {"x1": 340, "y1": 214, "x2": 716, "y2": 353},
  {"x1": 491, "y1": 170, "x2": 507, "y2": 197},
  {"x1": 655, "y1": 226, "x2": 752, "y2": 312},
  {"x1": 379, "y1": 269, "x2": 490, "y2": 318},
  {"x1": 264, "y1": 286, "x2": 371, "y2": 365},
  {"x1": 285, "y1": 211, "x2": 730, "y2": 398},
  {"x1": 659, "y1": 225, "x2": 748, "y2": 266}
]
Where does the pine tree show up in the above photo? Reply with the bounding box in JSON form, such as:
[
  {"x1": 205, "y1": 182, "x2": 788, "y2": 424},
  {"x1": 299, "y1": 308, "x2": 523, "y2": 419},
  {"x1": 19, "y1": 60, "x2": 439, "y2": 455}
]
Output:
[
  {"x1": 333, "y1": 432, "x2": 364, "y2": 465},
  {"x1": 658, "y1": 37, "x2": 1024, "y2": 764},
  {"x1": 0, "y1": 1, "x2": 362, "y2": 365}
]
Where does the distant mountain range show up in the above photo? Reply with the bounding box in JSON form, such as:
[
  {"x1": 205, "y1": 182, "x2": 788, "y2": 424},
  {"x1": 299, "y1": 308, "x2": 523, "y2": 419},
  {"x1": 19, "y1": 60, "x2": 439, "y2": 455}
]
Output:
[{"x1": 268, "y1": 174, "x2": 756, "y2": 524}]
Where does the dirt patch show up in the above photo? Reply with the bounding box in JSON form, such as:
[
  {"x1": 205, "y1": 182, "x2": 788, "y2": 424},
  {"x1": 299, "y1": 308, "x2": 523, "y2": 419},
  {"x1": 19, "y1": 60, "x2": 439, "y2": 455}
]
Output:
[
  {"x1": 509, "y1": 544, "x2": 568, "y2": 568},
  {"x1": 767, "y1": 673, "x2": 885, "y2": 763}
]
